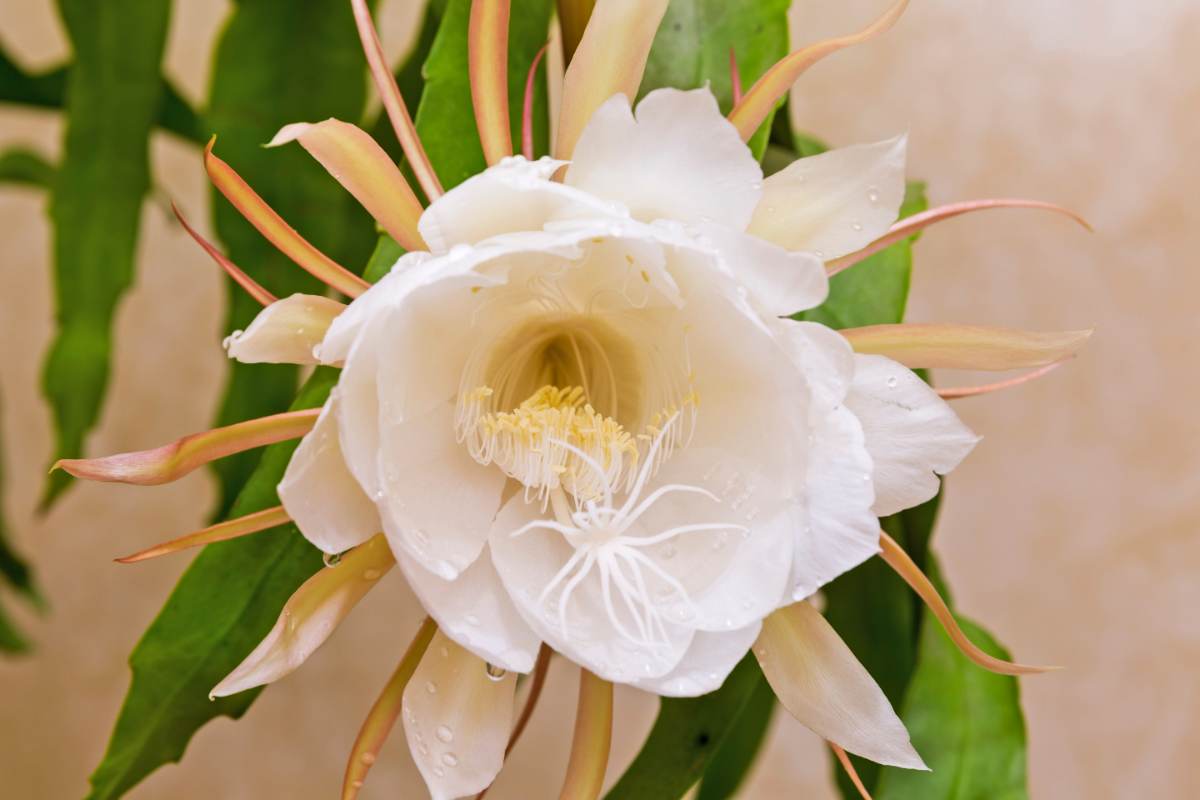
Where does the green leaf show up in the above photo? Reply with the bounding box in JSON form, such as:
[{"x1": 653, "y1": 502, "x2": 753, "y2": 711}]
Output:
[
  {"x1": 797, "y1": 180, "x2": 929, "y2": 330},
  {"x1": 204, "y1": 0, "x2": 377, "y2": 518},
  {"x1": 0, "y1": 147, "x2": 55, "y2": 188},
  {"x1": 875, "y1": 613, "x2": 1029, "y2": 800},
  {"x1": 39, "y1": 0, "x2": 172, "y2": 509},
  {"x1": 640, "y1": 0, "x2": 790, "y2": 159},
  {"x1": 0, "y1": 598, "x2": 30, "y2": 654},
  {"x1": 85, "y1": 369, "x2": 337, "y2": 800},
  {"x1": 0, "y1": 383, "x2": 43, "y2": 654},
  {"x1": 606, "y1": 655, "x2": 769, "y2": 800},
  {"x1": 0, "y1": 46, "x2": 205, "y2": 145},
  {"x1": 414, "y1": 0, "x2": 553, "y2": 191},
  {"x1": 695, "y1": 664, "x2": 777, "y2": 800}
]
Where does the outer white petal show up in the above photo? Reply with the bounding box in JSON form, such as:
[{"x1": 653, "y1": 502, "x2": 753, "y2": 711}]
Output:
[
  {"x1": 211, "y1": 535, "x2": 393, "y2": 698},
  {"x1": 278, "y1": 395, "x2": 381, "y2": 555},
  {"x1": 376, "y1": 402, "x2": 506, "y2": 581},
  {"x1": 775, "y1": 319, "x2": 856, "y2": 415},
  {"x1": 418, "y1": 156, "x2": 626, "y2": 252},
  {"x1": 225, "y1": 294, "x2": 344, "y2": 365},
  {"x1": 756, "y1": 602, "x2": 926, "y2": 770},
  {"x1": 565, "y1": 88, "x2": 763, "y2": 229},
  {"x1": 402, "y1": 630, "x2": 517, "y2": 800},
  {"x1": 397, "y1": 546, "x2": 541, "y2": 673},
  {"x1": 488, "y1": 494, "x2": 695, "y2": 683},
  {"x1": 697, "y1": 224, "x2": 829, "y2": 317},
  {"x1": 632, "y1": 623, "x2": 761, "y2": 697},
  {"x1": 791, "y1": 406, "x2": 880, "y2": 602},
  {"x1": 845, "y1": 354, "x2": 980, "y2": 516},
  {"x1": 750, "y1": 136, "x2": 907, "y2": 259}
]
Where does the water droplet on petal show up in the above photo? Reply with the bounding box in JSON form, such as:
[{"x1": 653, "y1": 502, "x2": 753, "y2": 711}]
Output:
[
  {"x1": 360, "y1": 753, "x2": 376, "y2": 765},
  {"x1": 363, "y1": 568, "x2": 382, "y2": 581},
  {"x1": 322, "y1": 551, "x2": 342, "y2": 568},
  {"x1": 465, "y1": 613, "x2": 480, "y2": 626},
  {"x1": 660, "y1": 544, "x2": 677, "y2": 560},
  {"x1": 433, "y1": 767, "x2": 445, "y2": 777},
  {"x1": 424, "y1": 681, "x2": 437, "y2": 694},
  {"x1": 867, "y1": 186, "x2": 881, "y2": 204},
  {"x1": 886, "y1": 376, "x2": 899, "y2": 388},
  {"x1": 441, "y1": 752, "x2": 459, "y2": 767},
  {"x1": 435, "y1": 725, "x2": 453, "y2": 743},
  {"x1": 485, "y1": 663, "x2": 507, "y2": 681},
  {"x1": 851, "y1": 219, "x2": 864, "y2": 232}
]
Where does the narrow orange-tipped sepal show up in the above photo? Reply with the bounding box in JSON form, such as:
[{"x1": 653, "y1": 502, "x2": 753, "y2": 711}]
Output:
[
  {"x1": 342, "y1": 617, "x2": 438, "y2": 800},
  {"x1": 554, "y1": 0, "x2": 670, "y2": 160},
  {"x1": 841, "y1": 323, "x2": 1093, "y2": 371},
  {"x1": 937, "y1": 360, "x2": 1069, "y2": 400},
  {"x1": 269, "y1": 120, "x2": 427, "y2": 252},
  {"x1": 557, "y1": 668, "x2": 613, "y2": 800},
  {"x1": 351, "y1": 0, "x2": 443, "y2": 201},
  {"x1": 831, "y1": 743, "x2": 873, "y2": 800},
  {"x1": 729, "y1": 47, "x2": 744, "y2": 104},
  {"x1": 172, "y1": 202, "x2": 276, "y2": 306},
  {"x1": 204, "y1": 138, "x2": 370, "y2": 298},
  {"x1": 729, "y1": 0, "x2": 909, "y2": 141},
  {"x1": 116, "y1": 505, "x2": 291, "y2": 563},
  {"x1": 827, "y1": 198, "x2": 1093, "y2": 276},
  {"x1": 878, "y1": 531, "x2": 1058, "y2": 676},
  {"x1": 522, "y1": 43, "x2": 550, "y2": 160},
  {"x1": 54, "y1": 408, "x2": 319, "y2": 486},
  {"x1": 469, "y1": 0, "x2": 513, "y2": 165}
]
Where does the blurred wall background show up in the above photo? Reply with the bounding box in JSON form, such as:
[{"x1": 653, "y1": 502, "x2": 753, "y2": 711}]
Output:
[{"x1": 2, "y1": 0, "x2": 1197, "y2": 797}]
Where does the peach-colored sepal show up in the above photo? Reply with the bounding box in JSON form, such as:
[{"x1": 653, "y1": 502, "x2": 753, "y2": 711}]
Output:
[
  {"x1": 115, "y1": 505, "x2": 291, "y2": 564},
  {"x1": 841, "y1": 323, "x2": 1092, "y2": 370},
  {"x1": 53, "y1": 408, "x2": 319, "y2": 486},
  {"x1": 205, "y1": 138, "x2": 371, "y2": 299},
  {"x1": 728, "y1": 0, "x2": 909, "y2": 141},
  {"x1": 879, "y1": 532, "x2": 1058, "y2": 676}
]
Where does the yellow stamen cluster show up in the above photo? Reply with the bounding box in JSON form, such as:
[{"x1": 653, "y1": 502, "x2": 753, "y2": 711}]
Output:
[{"x1": 468, "y1": 385, "x2": 639, "y2": 501}]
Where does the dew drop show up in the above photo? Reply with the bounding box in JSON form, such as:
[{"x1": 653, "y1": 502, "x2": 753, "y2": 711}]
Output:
[
  {"x1": 660, "y1": 544, "x2": 677, "y2": 560},
  {"x1": 424, "y1": 681, "x2": 437, "y2": 694},
  {"x1": 886, "y1": 376, "x2": 899, "y2": 389},
  {"x1": 351, "y1": 780, "x2": 364, "y2": 789},
  {"x1": 813, "y1": 249, "x2": 825, "y2": 259},
  {"x1": 485, "y1": 662, "x2": 508, "y2": 681},
  {"x1": 435, "y1": 725, "x2": 454, "y2": 743},
  {"x1": 867, "y1": 186, "x2": 881, "y2": 204},
  {"x1": 433, "y1": 767, "x2": 445, "y2": 778},
  {"x1": 363, "y1": 568, "x2": 382, "y2": 581},
  {"x1": 851, "y1": 219, "x2": 864, "y2": 232},
  {"x1": 322, "y1": 551, "x2": 343, "y2": 568},
  {"x1": 439, "y1": 645, "x2": 450, "y2": 658},
  {"x1": 465, "y1": 613, "x2": 480, "y2": 626},
  {"x1": 418, "y1": 744, "x2": 429, "y2": 756},
  {"x1": 360, "y1": 753, "x2": 376, "y2": 766},
  {"x1": 441, "y1": 752, "x2": 459, "y2": 767}
]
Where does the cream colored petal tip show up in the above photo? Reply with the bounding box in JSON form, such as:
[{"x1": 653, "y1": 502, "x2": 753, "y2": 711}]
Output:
[
  {"x1": 225, "y1": 294, "x2": 345, "y2": 366},
  {"x1": 841, "y1": 323, "x2": 1093, "y2": 370}
]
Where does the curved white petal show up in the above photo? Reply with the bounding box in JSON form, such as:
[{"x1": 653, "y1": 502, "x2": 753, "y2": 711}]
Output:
[
  {"x1": 775, "y1": 319, "x2": 856, "y2": 416},
  {"x1": 791, "y1": 406, "x2": 880, "y2": 602},
  {"x1": 418, "y1": 156, "x2": 626, "y2": 252},
  {"x1": 377, "y1": 402, "x2": 506, "y2": 581},
  {"x1": 488, "y1": 493, "x2": 695, "y2": 684},
  {"x1": 750, "y1": 136, "x2": 907, "y2": 260},
  {"x1": 397, "y1": 546, "x2": 541, "y2": 673},
  {"x1": 846, "y1": 354, "x2": 979, "y2": 516},
  {"x1": 756, "y1": 602, "x2": 926, "y2": 770},
  {"x1": 697, "y1": 225, "x2": 828, "y2": 317},
  {"x1": 566, "y1": 88, "x2": 763, "y2": 229},
  {"x1": 402, "y1": 630, "x2": 517, "y2": 800},
  {"x1": 633, "y1": 623, "x2": 761, "y2": 697},
  {"x1": 211, "y1": 535, "x2": 393, "y2": 698},
  {"x1": 278, "y1": 396, "x2": 381, "y2": 555},
  {"x1": 225, "y1": 294, "x2": 344, "y2": 365}
]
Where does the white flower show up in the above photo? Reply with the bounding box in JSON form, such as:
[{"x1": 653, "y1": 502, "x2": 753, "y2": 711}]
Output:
[{"x1": 245, "y1": 88, "x2": 968, "y2": 698}]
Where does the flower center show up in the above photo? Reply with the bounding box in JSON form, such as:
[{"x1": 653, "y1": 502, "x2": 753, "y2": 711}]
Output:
[{"x1": 455, "y1": 313, "x2": 697, "y2": 501}]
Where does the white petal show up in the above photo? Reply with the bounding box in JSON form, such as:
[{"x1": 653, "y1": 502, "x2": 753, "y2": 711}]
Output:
[
  {"x1": 566, "y1": 88, "x2": 763, "y2": 229},
  {"x1": 632, "y1": 623, "x2": 761, "y2": 698},
  {"x1": 488, "y1": 493, "x2": 694, "y2": 683},
  {"x1": 845, "y1": 354, "x2": 980, "y2": 516},
  {"x1": 225, "y1": 294, "x2": 344, "y2": 365},
  {"x1": 756, "y1": 602, "x2": 926, "y2": 770},
  {"x1": 377, "y1": 402, "x2": 506, "y2": 581},
  {"x1": 775, "y1": 319, "x2": 857, "y2": 415},
  {"x1": 278, "y1": 395, "x2": 381, "y2": 555},
  {"x1": 211, "y1": 535, "x2": 393, "y2": 697},
  {"x1": 397, "y1": 546, "x2": 541, "y2": 673},
  {"x1": 792, "y1": 406, "x2": 880, "y2": 602},
  {"x1": 750, "y1": 135, "x2": 907, "y2": 260},
  {"x1": 698, "y1": 225, "x2": 828, "y2": 317},
  {"x1": 418, "y1": 156, "x2": 625, "y2": 252},
  {"x1": 402, "y1": 630, "x2": 517, "y2": 800}
]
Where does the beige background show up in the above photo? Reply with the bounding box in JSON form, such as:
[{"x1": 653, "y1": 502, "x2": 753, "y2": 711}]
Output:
[{"x1": 2, "y1": 0, "x2": 1198, "y2": 797}]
